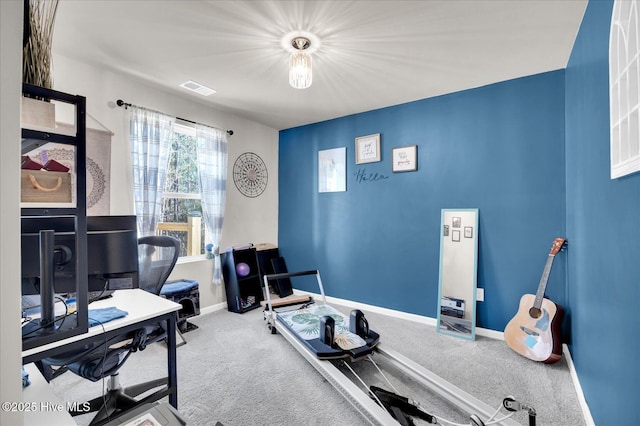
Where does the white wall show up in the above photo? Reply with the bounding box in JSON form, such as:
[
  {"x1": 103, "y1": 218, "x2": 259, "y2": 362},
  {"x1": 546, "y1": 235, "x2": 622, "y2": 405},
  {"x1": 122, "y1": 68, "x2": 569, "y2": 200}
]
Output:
[
  {"x1": 1, "y1": 1, "x2": 25, "y2": 424},
  {"x1": 51, "y1": 54, "x2": 279, "y2": 308},
  {"x1": 0, "y1": 14, "x2": 278, "y2": 410}
]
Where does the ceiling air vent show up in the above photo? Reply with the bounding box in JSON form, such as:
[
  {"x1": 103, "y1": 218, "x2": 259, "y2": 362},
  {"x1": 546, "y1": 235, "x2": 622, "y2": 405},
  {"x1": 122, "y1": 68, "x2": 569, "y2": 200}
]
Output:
[{"x1": 179, "y1": 80, "x2": 216, "y2": 96}]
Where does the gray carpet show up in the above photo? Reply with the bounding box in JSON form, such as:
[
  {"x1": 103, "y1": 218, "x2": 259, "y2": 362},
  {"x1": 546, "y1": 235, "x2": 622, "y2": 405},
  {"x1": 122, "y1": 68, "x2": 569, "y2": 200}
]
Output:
[{"x1": 49, "y1": 303, "x2": 586, "y2": 425}]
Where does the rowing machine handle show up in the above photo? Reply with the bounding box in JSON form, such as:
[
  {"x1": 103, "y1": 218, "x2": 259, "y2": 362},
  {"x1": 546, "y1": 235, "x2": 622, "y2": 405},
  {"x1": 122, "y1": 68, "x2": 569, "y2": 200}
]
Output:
[{"x1": 264, "y1": 269, "x2": 319, "y2": 281}]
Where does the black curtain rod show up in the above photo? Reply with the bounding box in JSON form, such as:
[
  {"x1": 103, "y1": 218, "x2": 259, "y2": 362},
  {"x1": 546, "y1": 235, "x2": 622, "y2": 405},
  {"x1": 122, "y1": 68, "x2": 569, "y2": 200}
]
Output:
[{"x1": 116, "y1": 99, "x2": 233, "y2": 136}]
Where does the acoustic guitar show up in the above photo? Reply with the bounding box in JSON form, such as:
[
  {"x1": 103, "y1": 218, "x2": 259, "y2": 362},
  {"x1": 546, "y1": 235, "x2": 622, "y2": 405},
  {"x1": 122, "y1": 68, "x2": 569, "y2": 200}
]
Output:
[{"x1": 504, "y1": 238, "x2": 566, "y2": 363}]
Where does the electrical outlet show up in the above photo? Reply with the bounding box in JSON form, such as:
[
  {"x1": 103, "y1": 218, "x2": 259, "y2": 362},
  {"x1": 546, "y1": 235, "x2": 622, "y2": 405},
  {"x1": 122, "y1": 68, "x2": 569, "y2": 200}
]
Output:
[{"x1": 476, "y1": 288, "x2": 484, "y2": 302}]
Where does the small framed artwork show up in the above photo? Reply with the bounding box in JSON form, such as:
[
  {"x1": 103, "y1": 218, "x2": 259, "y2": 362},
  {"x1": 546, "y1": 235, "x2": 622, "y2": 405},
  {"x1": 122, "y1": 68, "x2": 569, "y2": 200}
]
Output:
[
  {"x1": 318, "y1": 147, "x2": 346, "y2": 193},
  {"x1": 443, "y1": 225, "x2": 449, "y2": 237},
  {"x1": 464, "y1": 226, "x2": 473, "y2": 238},
  {"x1": 452, "y1": 217, "x2": 461, "y2": 228},
  {"x1": 392, "y1": 145, "x2": 417, "y2": 172},
  {"x1": 355, "y1": 133, "x2": 381, "y2": 164},
  {"x1": 452, "y1": 230, "x2": 461, "y2": 242}
]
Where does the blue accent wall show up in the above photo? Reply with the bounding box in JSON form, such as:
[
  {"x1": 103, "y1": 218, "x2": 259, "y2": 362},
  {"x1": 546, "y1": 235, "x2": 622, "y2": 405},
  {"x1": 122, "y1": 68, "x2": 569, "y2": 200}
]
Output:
[
  {"x1": 279, "y1": 71, "x2": 566, "y2": 332},
  {"x1": 278, "y1": 1, "x2": 640, "y2": 423},
  {"x1": 565, "y1": 1, "x2": 640, "y2": 425}
]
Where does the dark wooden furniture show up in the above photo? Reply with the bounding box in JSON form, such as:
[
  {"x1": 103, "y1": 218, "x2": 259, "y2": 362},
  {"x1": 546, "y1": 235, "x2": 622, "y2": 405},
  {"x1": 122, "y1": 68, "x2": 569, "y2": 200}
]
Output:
[{"x1": 221, "y1": 247, "x2": 264, "y2": 313}]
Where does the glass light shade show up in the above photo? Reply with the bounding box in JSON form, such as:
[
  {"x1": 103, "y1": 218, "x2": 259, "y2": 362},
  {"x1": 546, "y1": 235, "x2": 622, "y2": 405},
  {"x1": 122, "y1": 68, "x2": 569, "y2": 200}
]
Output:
[{"x1": 289, "y1": 51, "x2": 312, "y2": 89}]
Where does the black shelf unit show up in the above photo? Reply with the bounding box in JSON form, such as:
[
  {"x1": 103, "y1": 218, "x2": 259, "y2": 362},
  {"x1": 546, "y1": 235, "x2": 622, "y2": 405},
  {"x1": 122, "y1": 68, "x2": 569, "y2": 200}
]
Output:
[
  {"x1": 21, "y1": 83, "x2": 89, "y2": 351},
  {"x1": 221, "y1": 247, "x2": 264, "y2": 313}
]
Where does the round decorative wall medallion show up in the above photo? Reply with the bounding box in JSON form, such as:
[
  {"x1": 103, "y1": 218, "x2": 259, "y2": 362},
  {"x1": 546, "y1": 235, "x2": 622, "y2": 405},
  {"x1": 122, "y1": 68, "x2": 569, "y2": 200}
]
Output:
[{"x1": 233, "y1": 152, "x2": 268, "y2": 198}]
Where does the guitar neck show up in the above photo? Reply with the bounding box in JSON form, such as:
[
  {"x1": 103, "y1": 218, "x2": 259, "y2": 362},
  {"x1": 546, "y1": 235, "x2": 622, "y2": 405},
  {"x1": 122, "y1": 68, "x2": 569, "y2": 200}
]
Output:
[{"x1": 533, "y1": 254, "x2": 556, "y2": 309}]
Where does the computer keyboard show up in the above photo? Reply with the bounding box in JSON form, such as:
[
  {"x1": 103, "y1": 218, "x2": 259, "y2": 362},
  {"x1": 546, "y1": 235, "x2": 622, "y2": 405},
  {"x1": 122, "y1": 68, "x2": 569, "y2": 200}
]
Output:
[{"x1": 21, "y1": 295, "x2": 42, "y2": 311}]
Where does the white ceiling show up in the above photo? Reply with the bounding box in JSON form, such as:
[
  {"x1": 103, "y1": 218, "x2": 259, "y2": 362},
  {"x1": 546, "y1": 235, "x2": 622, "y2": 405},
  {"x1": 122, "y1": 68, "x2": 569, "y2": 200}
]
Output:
[{"x1": 52, "y1": 0, "x2": 587, "y2": 130}]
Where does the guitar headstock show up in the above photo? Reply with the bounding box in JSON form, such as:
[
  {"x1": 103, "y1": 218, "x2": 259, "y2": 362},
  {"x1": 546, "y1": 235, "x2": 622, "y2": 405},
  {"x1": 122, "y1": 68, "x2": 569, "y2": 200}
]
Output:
[{"x1": 550, "y1": 238, "x2": 566, "y2": 255}]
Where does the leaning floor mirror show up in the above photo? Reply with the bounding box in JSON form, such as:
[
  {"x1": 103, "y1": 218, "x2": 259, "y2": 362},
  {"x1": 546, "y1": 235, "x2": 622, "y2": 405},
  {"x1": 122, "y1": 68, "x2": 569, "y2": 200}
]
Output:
[{"x1": 437, "y1": 208, "x2": 479, "y2": 340}]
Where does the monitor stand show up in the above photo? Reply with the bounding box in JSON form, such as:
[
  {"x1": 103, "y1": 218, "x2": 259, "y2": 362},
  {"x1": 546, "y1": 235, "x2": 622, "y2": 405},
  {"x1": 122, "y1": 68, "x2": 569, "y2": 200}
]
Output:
[
  {"x1": 22, "y1": 230, "x2": 60, "y2": 340},
  {"x1": 38, "y1": 230, "x2": 57, "y2": 329}
]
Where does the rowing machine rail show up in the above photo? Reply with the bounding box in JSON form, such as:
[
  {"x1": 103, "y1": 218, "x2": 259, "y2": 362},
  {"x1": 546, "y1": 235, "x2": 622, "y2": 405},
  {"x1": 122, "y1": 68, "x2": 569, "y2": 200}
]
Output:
[{"x1": 263, "y1": 271, "x2": 522, "y2": 426}]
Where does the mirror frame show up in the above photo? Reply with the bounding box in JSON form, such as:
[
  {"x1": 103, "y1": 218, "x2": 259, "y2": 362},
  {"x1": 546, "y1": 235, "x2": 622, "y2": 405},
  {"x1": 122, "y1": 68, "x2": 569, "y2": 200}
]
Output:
[{"x1": 437, "y1": 208, "x2": 479, "y2": 340}]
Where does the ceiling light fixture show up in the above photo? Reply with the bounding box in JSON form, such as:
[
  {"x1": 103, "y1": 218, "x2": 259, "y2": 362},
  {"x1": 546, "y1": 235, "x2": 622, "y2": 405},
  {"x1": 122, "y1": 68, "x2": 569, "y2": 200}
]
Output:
[{"x1": 289, "y1": 37, "x2": 312, "y2": 89}]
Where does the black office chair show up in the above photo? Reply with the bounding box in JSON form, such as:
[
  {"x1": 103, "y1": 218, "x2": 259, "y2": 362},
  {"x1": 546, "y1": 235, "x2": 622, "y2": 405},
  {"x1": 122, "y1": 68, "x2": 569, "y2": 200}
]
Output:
[
  {"x1": 138, "y1": 235, "x2": 181, "y2": 296},
  {"x1": 139, "y1": 234, "x2": 188, "y2": 346},
  {"x1": 39, "y1": 235, "x2": 181, "y2": 425}
]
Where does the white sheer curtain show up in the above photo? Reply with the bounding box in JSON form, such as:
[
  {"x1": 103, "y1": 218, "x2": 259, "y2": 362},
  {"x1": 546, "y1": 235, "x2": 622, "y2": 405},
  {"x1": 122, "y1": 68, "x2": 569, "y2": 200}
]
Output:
[
  {"x1": 195, "y1": 124, "x2": 228, "y2": 285},
  {"x1": 129, "y1": 107, "x2": 175, "y2": 236}
]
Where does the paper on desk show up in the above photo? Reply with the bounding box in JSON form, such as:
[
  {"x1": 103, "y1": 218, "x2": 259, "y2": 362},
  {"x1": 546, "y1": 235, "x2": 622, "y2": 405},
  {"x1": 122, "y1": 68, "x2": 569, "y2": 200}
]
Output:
[{"x1": 122, "y1": 412, "x2": 162, "y2": 426}]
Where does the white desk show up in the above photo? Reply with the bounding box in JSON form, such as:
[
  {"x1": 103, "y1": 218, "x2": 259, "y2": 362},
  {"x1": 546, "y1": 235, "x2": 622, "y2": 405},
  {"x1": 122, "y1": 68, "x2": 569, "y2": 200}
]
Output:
[
  {"x1": 22, "y1": 289, "x2": 180, "y2": 359},
  {"x1": 22, "y1": 289, "x2": 181, "y2": 425}
]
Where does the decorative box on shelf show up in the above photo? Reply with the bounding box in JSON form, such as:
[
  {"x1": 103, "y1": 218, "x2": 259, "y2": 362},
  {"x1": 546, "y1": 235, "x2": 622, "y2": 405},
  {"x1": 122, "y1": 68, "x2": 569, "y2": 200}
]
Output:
[{"x1": 20, "y1": 169, "x2": 72, "y2": 203}]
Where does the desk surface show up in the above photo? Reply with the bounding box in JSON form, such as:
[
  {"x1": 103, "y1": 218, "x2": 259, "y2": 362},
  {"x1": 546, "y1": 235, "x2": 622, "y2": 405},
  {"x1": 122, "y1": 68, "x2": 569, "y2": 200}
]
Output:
[{"x1": 22, "y1": 289, "x2": 181, "y2": 359}]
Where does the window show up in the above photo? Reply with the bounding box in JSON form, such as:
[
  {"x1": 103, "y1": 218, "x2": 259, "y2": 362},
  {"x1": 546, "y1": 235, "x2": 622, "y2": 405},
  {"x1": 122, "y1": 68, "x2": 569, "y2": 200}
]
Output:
[
  {"x1": 157, "y1": 122, "x2": 207, "y2": 257},
  {"x1": 129, "y1": 107, "x2": 227, "y2": 279},
  {"x1": 610, "y1": 0, "x2": 640, "y2": 179}
]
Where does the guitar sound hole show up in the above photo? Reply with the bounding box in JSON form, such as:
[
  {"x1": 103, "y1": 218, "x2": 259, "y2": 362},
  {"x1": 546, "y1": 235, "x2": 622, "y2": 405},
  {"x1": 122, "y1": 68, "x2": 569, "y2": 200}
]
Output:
[{"x1": 529, "y1": 307, "x2": 542, "y2": 319}]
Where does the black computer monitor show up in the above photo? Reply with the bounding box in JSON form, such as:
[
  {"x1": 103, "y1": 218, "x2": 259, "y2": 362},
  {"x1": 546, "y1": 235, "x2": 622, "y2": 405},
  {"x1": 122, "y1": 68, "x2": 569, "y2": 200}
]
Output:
[
  {"x1": 85, "y1": 215, "x2": 139, "y2": 291},
  {"x1": 21, "y1": 215, "x2": 139, "y2": 297}
]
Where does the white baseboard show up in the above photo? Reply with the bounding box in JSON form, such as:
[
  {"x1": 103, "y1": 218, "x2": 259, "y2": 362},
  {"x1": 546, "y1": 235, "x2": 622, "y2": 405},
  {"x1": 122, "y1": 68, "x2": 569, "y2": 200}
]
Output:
[
  {"x1": 563, "y1": 344, "x2": 595, "y2": 426},
  {"x1": 199, "y1": 302, "x2": 227, "y2": 316}
]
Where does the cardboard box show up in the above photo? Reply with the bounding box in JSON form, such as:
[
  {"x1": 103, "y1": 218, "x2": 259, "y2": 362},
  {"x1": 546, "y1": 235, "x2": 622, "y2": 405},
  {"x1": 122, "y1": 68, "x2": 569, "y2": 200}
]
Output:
[{"x1": 21, "y1": 97, "x2": 55, "y2": 129}]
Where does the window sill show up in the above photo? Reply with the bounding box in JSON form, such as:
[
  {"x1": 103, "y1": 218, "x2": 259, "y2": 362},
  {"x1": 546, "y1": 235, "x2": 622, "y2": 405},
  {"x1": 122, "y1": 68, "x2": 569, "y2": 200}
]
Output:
[{"x1": 176, "y1": 254, "x2": 209, "y2": 265}]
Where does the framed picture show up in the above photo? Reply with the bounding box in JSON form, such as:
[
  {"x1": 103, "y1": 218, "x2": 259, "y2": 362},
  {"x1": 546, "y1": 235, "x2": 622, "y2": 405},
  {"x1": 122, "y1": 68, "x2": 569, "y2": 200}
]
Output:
[
  {"x1": 392, "y1": 145, "x2": 417, "y2": 172},
  {"x1": 355, "y1": 133, "x2": 381, "y2": 164},
  {"x1": 464, "y1": 226, "x2": 473, "y2": 238},
  {"x1": 452, "y1": 217, "x2": 461, "y2": 228},
  {"x1": 318, "y1": 147, "x2": 346, "y2": 193},
  {"x1": 452, "y1": 230, "x2": 461, "y2": 242}
]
